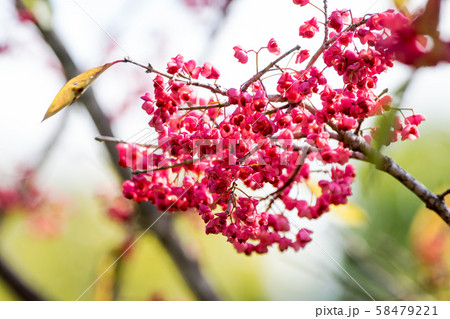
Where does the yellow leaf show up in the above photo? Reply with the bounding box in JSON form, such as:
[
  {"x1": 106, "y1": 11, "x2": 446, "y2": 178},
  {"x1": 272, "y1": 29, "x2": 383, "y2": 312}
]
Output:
[
  {"x1": 331, "y1": 202, "x2": 367, "y2": 226},
  {"x1": 42, "y1": 60, "x2": 122, "y2": 121},
  {"x1": 393, "y1": 0, "x2": 409, "y2": 9}
]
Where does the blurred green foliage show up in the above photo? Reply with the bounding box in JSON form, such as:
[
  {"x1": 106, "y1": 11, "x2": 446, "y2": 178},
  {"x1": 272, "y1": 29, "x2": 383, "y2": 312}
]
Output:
[
  {"x1": 0, "y1": 194, "x2": 266, "y2": 300},
  {"x1": 0, "y1": 195, "x2": 124, "y2": 300},
  {"x1": 339, "y1": 129, "x2": 450, "y2": 300}
]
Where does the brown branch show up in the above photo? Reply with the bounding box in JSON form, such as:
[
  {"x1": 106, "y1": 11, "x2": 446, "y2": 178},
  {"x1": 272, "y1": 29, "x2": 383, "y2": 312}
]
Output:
[
  {"x1": 137, "y1": 202, "x2": 218, "y2": 301},
  {"x1": 238, "y1": 140, "x2": 266, "y2": 164},
  {"x1": 124, "y1": 57, "x2": 228, "y2": 96},
  {"x1": 350, "y1": 151, "x2": 368, "y2": 162},
  {"x1": 305, "y1": 89, "x2": 450, "y2": 224},
  {"x1": 184, "y1": 80, "x2": 228, "y2": 96},
  {"x1": 263, "y1": 145, "x2": 309, "y2": 206},
  {"x1": 178, "y1": 102, "x2": 230, "y2": 111},
  {"x1": 330, "y1": 123, "x2": 450, "y2": 225},
  {"x1": 132, "y1": 159, "x2": 196, "y2": 175},
  {"x1": 0, "y1": 249, "x2": 43, "y2": 300},
  {"x1": 122, "y1": 58, "x2": 169, "y2": 79},
  {"x1": 264, "y1": 103, "x2": 291, "y2": 115},
  {"x1": 31, "y1": 9, "x2": 220, "y2": 300},
  {"x1": 438, "y1": 189, "x2": 450, "y2": 201}
]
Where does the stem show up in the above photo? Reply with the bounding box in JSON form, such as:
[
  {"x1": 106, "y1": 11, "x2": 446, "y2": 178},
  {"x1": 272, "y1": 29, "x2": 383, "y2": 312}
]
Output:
[
  {"x1": 235, "y1": 187, "x2": 252, "y2": 198},
  {"x1": 132, "y1": 159, "x2": 196, "y2": 175},
  {"x1": 263, "y1": 145, "x2": 309, "y2": 203},
  {"x1": 238, "y1": 140, "x2": 266, "y2": 164},
  {"x1": 309, "y1": 1, "x2": 325, "y2": 14},
  {"x1": 179, "y1": 102, "x2": 230, "y2": 111},
  {"x1": 323, "y1": 0, "x2": 329, "y2": 43},
  {"x1": 264, "y1": 103, "x2": 291, "y2": 115},
  {"x1": 241, "y1": 45, "x2": 301, "y2": 92},
  {"x1": 438, "y1": 189, "x2": 450, "y2": 201}
]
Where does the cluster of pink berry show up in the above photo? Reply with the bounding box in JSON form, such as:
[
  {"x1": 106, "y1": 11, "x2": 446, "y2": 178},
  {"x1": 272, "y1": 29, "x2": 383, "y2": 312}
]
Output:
[{"x1": 116, "y1": 5, "x2": 427, "y2": 254}]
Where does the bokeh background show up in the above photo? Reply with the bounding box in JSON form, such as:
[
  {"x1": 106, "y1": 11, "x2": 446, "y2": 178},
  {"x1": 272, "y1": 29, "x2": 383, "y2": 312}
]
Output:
[{"x1": 0, "y1": 0, "x2": 449, "y2": 300}]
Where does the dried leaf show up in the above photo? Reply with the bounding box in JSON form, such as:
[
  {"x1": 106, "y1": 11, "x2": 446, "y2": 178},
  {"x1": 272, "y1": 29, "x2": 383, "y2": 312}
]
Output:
[{"x1": 42, "y1": 60, "x2": 122, "y2": 121}]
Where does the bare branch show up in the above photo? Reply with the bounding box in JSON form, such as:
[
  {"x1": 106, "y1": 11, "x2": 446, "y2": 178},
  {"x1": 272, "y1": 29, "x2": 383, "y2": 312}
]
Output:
[
  {"x1": 132, "y1": 159, "x2": 196, "y2": 175},
  {"x1": 438, "y1": 189, "x2": 450, "y2": 201},
  {"x1": 179, "y1": 102, "x2": 230, "y2": 111},
  {"x1": 95, "y1": 136, "x2": 157, "y2": 148},
  {"x1": 323, "y1": 0, "x2": 329, "y2": 44},
  {"x1": 124, "y1": 57, "x2": 228, "y2": 96},
  {"x1": 264, "y1": 145, "x2": 310, "y2": 210}
]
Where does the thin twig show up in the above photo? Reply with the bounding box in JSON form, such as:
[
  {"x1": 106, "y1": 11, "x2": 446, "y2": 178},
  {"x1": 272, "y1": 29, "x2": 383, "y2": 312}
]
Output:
[
  {"x1": 95, "y1": 136, "x2": 157, "y2": 148},
  {"x1": 264, "y1": 103, "x2": 291, "y2": 115},
  {"x1": 263, "y1": 145, "x2": 310, "y2": 210},
  {"x1": 241, "y1": 45, "x2": 301, "y2": 92},
  {"x1": 124, "y1": 57, "x2": 228, "y2": 96},
  {"x1": 33, "y1": 10, "x2": 220, "y2": 300},
  {"x1": 132, "y1": 159, "x2": 196, "y2": 175},
  {"x1": 35, "y1": 111, "x2": 70, "y2": 170},
  {"x1": 178, "y1": 102, "x2": 230, "y2": 111},
  {"x1": 238, "y1": 140, "x2": 266, "y2": 164},
  {"x1": 438, "y1": 189, "x2": 450, "y2": 201},
  {"x1": 323, "y1": 0, "x2": 329, "y2": 44}
]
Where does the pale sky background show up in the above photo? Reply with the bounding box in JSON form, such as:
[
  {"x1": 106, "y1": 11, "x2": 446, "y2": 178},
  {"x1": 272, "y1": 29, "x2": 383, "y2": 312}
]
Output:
[{"x1": 1, "y1": 0, "x2": 449, "y2": 299}]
